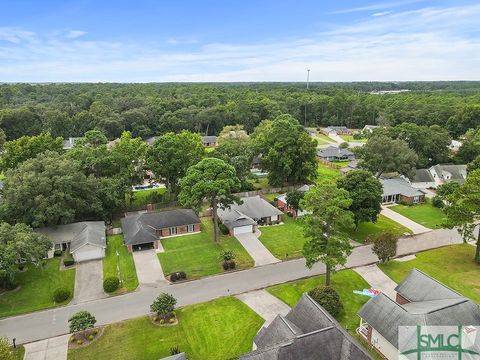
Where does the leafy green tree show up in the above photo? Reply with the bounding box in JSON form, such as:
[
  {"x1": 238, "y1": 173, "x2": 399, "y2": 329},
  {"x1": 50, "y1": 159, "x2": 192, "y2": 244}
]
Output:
[
  {"x1": 358, "y1": 134, "x2": 418, "y2": 178},
  {"x1": 147, "y1": 131, "x2": 204, "y2": 193},
  {"x1": 0, "y1": 223, "x2": 52, "y2": 289},
  {"x1": 1, "y1": 151, "x2": 101, "y2": 227},
  {"x1": 447, "y1": 104, "x2": 480, "y2": 138},
  {"x1": 372, "y1": 231, "x2": 398, "y2": 263},
  {"x1": 0, "y1": 107, "x2": 41, "y2": 140},
  {"x1": 0, "y1": 128, "x2": 6, "y2": 149},
  {"x1": 467, "y1": 155, "x2": 480, "y2": 174},
  {"x1": 213, "y1": 134, "x2": 253, "y2": 187},
  {"x1": 150, "y1": 293, "x2": 177, "y2": 318},
  {"x1": 68, "y1": 311, "x2": 97, "y2": 333},
  {"x1": 286, "y1": 190, "x2": 305, "y2": 214},
  {"x1": 0, "y1": 337, "x2": 15, "y2": 360},
  {"x1": 337, "y1": 170, "x2": 383, "y2": 230},
  {"x1": 251, "y1": 114, "x2": 317, "y2": 186},
  {"x1": 443, "y1": 169, "x2": 480, "y2": 263},
  {"x1": 179, "y1": 158, "x2": 240, "y2": 243},
  {"x1": 1, "y1": 133, "x2": 63, "y2": 170},
  {"x1": 457, "y1": 128, "x2": 480, "y2": 164},
  {"x1": 301, "y1": 182, "x2": 354, "y2": 286},
  {"x1": 42, "y1": 110, "x2": 72, "y2": 138}
]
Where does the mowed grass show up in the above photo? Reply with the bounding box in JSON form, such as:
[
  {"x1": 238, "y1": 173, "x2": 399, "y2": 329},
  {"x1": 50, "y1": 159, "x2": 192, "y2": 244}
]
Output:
[
  {"x1": 316, "y1": 133, "x2": 336, "y2": 143},
  {"x1": 158, "y1": 218, "x2": 254, "y2": 279},
  {"x1": 103, "y1": 235, "x2": 138, "y2": 292},
  {"x1": 67, "y1": 296, "x2": 263, "y2": 360},
  {"x1": 267, "y1": 270, "x2": 370, "y2": 333},
  {"x1": 340, "y1": 135, "x2": 367, "y2": 143},
  {"x1": 126, "y1": 187, "x2": 167, "y2": 207},
  {"x1": 248, "y1": 176, "x2": 270, "y2": 190},
  {"x1": 317, "y1": 162, "x2": 342, "y2": 183},
  {"x1": 388, "y1": 200, "x2": 447, "y2": 229},
  {"x1": 259, "y1": 216, "x2": 307, "y2": 260},
  {"x1": 13, "y1": 345, "x2": 25, "y2": 360},
  {"x1": 379, "y1": 244, "x2": 480, "y2": 303},
  {"x1": 0, "y1": 258, "x2": 75, "y2": 318},
  {"x1": 347, "y1": 214, "x2": 412, "y2": 243}
]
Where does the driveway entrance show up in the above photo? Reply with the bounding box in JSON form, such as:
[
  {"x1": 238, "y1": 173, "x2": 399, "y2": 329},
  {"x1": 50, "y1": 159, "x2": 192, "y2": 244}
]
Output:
[
  {"x1": 72, "y1": 259, "x2": 106, "y2": 304},
  {"x1": 132, "y1": 249, "x2": 167, "y2": 286},
  {"x1": 235, "y1": 232, "x2": 280, "y2": 266}
]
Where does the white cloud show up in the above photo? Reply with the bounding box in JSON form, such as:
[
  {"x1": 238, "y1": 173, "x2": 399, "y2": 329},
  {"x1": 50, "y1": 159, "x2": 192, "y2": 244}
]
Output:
[
  {"x1": 372, "y1": 11, "x2": 391, "y2": 16},
  {"x1": 331, "y1": 0, "x2": 423, "y2": 14},
  {"x1": 1, "y1": 3, "x2": 480, "y2": 82},
  {"x1": 65, "y1": 30, "x2": 87, "y2": 39}
]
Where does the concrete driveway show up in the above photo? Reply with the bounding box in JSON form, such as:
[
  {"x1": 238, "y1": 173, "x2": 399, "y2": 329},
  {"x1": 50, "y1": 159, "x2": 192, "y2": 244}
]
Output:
[
  {"x1": 236, "y1": 289, "x2": 290, "y2": 326},
  {"x1": 354, "y1": 264, "x2": 398, "y2": 299},
  {"x1": 132, "y1": 249, "x2": 167, "y2": 287},
  {"x1": 23, "y1": 334, "x2": 69, "y2": 360},
  {"x1": 381, "y1": 206, "x2": 431, "y2": 234},
  {"x1": 235, "y1": 232, "x2": 280, "y2": 266},
  {"x1": 72, "y1": 259, "x2": 106, "y2": 304}
]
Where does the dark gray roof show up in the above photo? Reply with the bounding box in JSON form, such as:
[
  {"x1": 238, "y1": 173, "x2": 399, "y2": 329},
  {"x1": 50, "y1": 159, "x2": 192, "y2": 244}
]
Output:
[
  {"x1": 36, "y1": 221, "x2": 106, "y2": 252},
  {"x1": 241, "y1": 294, "x2": 372, "y2": 360},
  {"x1": 325, "y1": 126, "x2": 349, "y2": 131},
  {"x1": 380, "y1": 178, "x2": 424, "y2": 197},
  {"x1": 358, "y1": 269, "x2": 480, "y2": 348},
  {"x1": 413, "y1": 169, "x2": 434, "y2": 183},
  {"x1": 317, "y1": 146, "x2": 354, "y2": 159},
  {"x1": 201, "y1": 135, "x2": 217, "y2": 144},
  {"x1": 432, "y1": 164, "x2": 467, "y2": 183},
  {"x1": 218, "y1": 196, "x2": 283, "y2": 228},
  {"x1": 121, "y1": 209, "x2": 200, "y2": 246}
]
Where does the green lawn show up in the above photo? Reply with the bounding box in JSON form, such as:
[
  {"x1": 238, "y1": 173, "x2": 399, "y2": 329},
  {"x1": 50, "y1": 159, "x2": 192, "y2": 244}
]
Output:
[
  {"x1": 379, "y1": 244, "x2": 480, "y2": 303},
  {"x1": 347, "y1": 214, "x2": 412, "y2": 243},
  {"x1": 262, "y1": 192, "x2": 282, "y2": 202},
  {"x1": 259, "y1": 216, "x2": 307, "y2": 260},
  {"x1": 340, "y1": 135, "x2": 367, "y2": 143},
  {"x1": 67, "y1": 296, "x2": 263, "y2": 360},
  {"x1": 316, "y1": 133, "x2": 336, "y2": 143},
  {"x1": 248, "y1": 176, "x2": 270, "y2": 190},
  {"x1": 267, "y1": 269, "x2": 370, "y2": 333},
  {"x1": 158, "y1": 218, "x2": 254, "y2": 279},
  {"x1": 388, "y1": 200, "x2": 446, "y2": 229},
  {"x1": 126, "y1": 187, "x2": 168, "y2": 208},
  {"x1": 103, "y1": 235, "x2": 139, "y2": 292},
  {"x1": 317, "y1": 162, "x2": 341, "y2": 182},
  {"x1": 0, "y1": 258, "x2": 75, "y2": 318},
  {"x1": 13, "y1": 345, "x2": 25, "y2": 360}
]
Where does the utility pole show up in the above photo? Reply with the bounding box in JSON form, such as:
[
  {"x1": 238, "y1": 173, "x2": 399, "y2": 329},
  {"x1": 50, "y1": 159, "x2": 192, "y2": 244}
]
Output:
[{"x1": 305, "y1": 69, "x2": 310, "y2": 125}]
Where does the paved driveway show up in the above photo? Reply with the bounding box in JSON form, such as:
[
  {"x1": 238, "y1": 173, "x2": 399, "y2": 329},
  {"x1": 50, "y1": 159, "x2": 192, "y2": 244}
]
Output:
[
  {"x1": 235, "y1": 232, "x2": 280, "y2": 266},
  {"x1": 132, "y1": 249, "x2": 167, "y2": 286},
  {"x1": 381, "y1": 206, "x2": 431, "y2": 234},
  {"x1": 354, "y1": 264, "x2": 398, "y2": 299},
  {"x1": 236, "y1": 290, "x2": 290, "y2": 326},
  {"x1": 72, "y1": 259, "x2": 106, "y2": 304},
  {"x1": 23, "y1": 334, "x2": 69, "y2": 360}
]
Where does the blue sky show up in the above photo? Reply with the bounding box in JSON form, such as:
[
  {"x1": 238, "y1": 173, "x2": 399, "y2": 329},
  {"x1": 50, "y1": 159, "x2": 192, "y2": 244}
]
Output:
[{"x1": 0, "y1": 0, "x2": 479, "y2": 82}]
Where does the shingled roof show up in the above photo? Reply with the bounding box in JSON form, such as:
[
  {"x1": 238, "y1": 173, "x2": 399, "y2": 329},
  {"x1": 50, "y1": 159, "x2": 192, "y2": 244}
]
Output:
[
  {"x1": 241, "y1": 294, "x2": 372, "y2": 360},
  {"x1": 358, "y1": 269, "x2": 480, "y2": 348},
  {"x1": 218, "y1": 196, "x2": 282, "y2": 228},
  {"x1": 317, "y1": 146, "x2": 354, "y2": 159}
]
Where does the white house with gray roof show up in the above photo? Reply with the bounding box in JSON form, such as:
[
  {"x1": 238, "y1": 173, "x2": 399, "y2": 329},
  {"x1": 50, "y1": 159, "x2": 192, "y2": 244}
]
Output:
[
  {"x1": 411, "y1": 164, "x2": 467, "y2": 189},
  {"x1": 380, "y1": 178, "x2": 425, "y2": 204},
  {"x1": 241, "y1": 294, "x2": 372, "y2": 359},
  {"x1": 36, "y1": 221, "x2": 106, "y2": 262},
  {"x1": 317, "y1": 146, "x2": 355, "y2": 162},
  {"x1": 357, "y1": 269, "x2": 480, "y2": 360},
  {"x1": 218, "y1": 196, "x2": 283, "y2": 235}
]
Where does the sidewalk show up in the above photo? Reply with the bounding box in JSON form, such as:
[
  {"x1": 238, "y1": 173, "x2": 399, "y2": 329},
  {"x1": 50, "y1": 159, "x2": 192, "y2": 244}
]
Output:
[
  {"x1": 354, "y1": 264, "x2": 398, "y2": 299},
  {"x1": 23, "y1": 335, "x2": 69, "y2": 360},
  {"x1": 381, "y1": 206, "x2": 431, "y2": 234},
  {"x1": 236, "y1": 290, "x2": 290, "y2": 326}
]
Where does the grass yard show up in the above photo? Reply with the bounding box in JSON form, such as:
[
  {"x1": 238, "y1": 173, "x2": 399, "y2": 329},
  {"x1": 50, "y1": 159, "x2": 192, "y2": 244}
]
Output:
[
  {"x1": 262, "y1": 192, "x2": 282, "y2": 202},
  {"x1": 103, "y1": 235, "x2": 139, "y2": 292},
  {"x1": 316, "y1": 133, "x2": 336, "y2": 143},
  {"x1": 126, "y1": 187, "x2": 168, "y2": 208},
  {"x1": 317, "y1": 162, "x2": 341, "y2": 183},
  {"x1": 340, "y1": 135, "x2": 367, "y2": 143},
  {"x1": 347, "y1": 214, "x2": 412, "y2": 243},
  {"x1": 379, "y1": 244, "x2": 480, "y2": 303},
  {"x1": 388, "y1": 200, "x2": 446, "y2": 229},
  {"x1": 267, "y1": 269, "x2": 370, "y2": 333},
  {"x1": 259, "y1": 216, "x2": 307, "y2": 260},
  {"x1": 13, "y1": 345, "x2": 25, "y2": 360},
  {"x1": 67, "y1": 296, "x2": 263, "y2": 360},
  {"x1": 158, "y1": 218, "x2": 254, "y2": 279},
  {"x1": 0, "y1": 258, "x2": 75, "y2": 318}
]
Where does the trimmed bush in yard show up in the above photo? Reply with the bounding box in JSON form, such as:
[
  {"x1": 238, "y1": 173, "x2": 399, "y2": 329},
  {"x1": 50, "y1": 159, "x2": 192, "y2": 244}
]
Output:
[
  {"x1": 53, "y1": 287, "x2": 71, "y2": 303},
  {"x1": 103, "y1": 276, "x2": 120, "y2": 293},
  {"x1": 308, "y1": 286, "x2": 344, "y2": 317}
]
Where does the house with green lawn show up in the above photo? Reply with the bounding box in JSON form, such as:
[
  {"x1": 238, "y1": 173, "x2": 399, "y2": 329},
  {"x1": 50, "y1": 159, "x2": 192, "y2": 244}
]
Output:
[{"x1": 380, "y1": 178, "x2": 426, "y2": 205}]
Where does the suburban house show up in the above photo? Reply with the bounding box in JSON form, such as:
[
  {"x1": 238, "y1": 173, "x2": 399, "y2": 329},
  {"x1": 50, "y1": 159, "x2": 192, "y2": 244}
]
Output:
[
  {"x1": 62, "y1": 137, "x2": 82, "y2": 150},
  {"x1": 362, "y1": 125, "x2": 379, "y2": 133},
  {"x1": 357, "y1": 269, "x2": 480, "y2": 360},
  {"x1": 449, "y1": 139, "x2": 462, "y2": 152},
  {"x1": 201, "y1": 135, "x2": 217, "y2": 147},
  {"x1": 380, "y1": 178, "x2": 426, "y2": 204},
  {"x1": 317, "y1": 146, "x2": 355, "y2": 162},
  {"x1": 322, "y1": 126, "x2": 352, "y2": 135},
  {"x1": 241, "y1": 294, "x2": 372, "y2": 359},
  {"x1": 411, "y1": 164, "x2": 467, "y2": 189},
  {"x1": 217, "y1": 196, "x2": 283, "y2": 235},
  {"x1": 36, "y1": 221, "x2": 106, "y2": 262},
  {"x1": 340, "y1": 160, "x2": 358, "y2": 175},
  {"x1": 277, "y1": 184, "x2": 310, "y2": 217},
  {"x1": 121, "y1": 209, "x2": 201, "y2": 252},
  {"x1": 145, "y1": 136, "x2": 158, "y2": 146}
]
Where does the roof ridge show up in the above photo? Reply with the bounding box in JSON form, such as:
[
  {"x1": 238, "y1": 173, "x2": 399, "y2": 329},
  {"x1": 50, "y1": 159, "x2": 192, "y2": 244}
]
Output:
[
  {"x1": 278, "y1": 315, "x2": 301, "y2": 335},
  {"x1": 408, "y1": 268, "x2": 463, "y2": 298},
  {"x1": 303, "y1": 293, "x2": 335, "y2": 323}
]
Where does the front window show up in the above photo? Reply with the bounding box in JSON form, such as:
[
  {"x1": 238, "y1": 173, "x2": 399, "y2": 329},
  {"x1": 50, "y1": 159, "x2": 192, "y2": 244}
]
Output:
[
  {"x1": 413, "y1": 196, "x2": 419, "y2": 204},
  {"x1": 187, "y1": 224, "x2": 194, "y2": 232},
  {"x1": 169, "y1": 227, "x2": 177, "y2": 236}
]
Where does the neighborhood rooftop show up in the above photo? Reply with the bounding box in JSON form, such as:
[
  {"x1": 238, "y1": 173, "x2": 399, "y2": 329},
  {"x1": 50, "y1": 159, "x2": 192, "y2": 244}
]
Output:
[
  {"x1": 317, "y1": 146, "x2": 354, "y2": 159},
  {"x1": 241, "y1": 294, "x2": 372, "y2": 360},
  {"x1": 36, "y1": 221, "x2": 106, "y2": 250},
  {"x1": 380, "y1": 178, "x2": 424, "y2": 198}
]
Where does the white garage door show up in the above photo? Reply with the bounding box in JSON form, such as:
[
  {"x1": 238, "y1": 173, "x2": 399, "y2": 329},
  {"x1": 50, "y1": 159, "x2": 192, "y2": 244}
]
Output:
[
  {"x1": 233, "y1": 225, "x2": 253, "y2": 235},
  {"x1": 73, "y1": 246, "x2": 105, "y2": 262}
]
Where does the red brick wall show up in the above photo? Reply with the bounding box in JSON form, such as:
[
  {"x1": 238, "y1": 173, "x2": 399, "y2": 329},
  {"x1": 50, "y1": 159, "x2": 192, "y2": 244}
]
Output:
[
  {"x1": 160, "y1": 223, "x2": 201, "y2": 237},
  {"x1": 396, "y1": 293, "x2": 410, "y2": 305},
  {"x1": 127, "y1": 245, "x2": 133, "y2": 253},
  {"x1": 400, "y1": 194, "x2": 425, "y2": 205}
]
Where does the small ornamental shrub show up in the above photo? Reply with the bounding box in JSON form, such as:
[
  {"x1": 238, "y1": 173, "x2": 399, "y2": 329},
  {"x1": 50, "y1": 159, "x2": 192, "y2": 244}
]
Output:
[
  {"x1": 432, "y1": 196, "x2": 444, "y2": 208},
  {"x1": 308, "y1": 286, "x2": 344, "y2": 317},
  {"x1": 153, "y1": 316, "x2": 158, "y2": 322},
  {"x1": 103, "y1": 276, "x2": 120, "y2": 293},
  {"x1": 70, "y1": 336, "x2": 75, "y2": 343},
  {"x1": 160, "y1": 319, "x2": 165, "y2": 324},
  {"x1": 150, "y1": 293, "x2": 177, "y2": 317},
  {"x1": 169, "y1": 318, "x2": 175, "y2": 324},
  {"x1": 53, "y1": 250, "x2": 62, "y2": 257},
  {"x1": 170, "y1": 346, "x2": 181, "y2": 355},
  {"x1": 88, "y1": 335, "x2": 94, "y2": 341},
  {"x1": 219, "y1": 223, "x2": 230, "y2": 235},
  {"x1": 339, "y1": 142, "x2": 349, "y2": 149},
  {"x1": 372, "y1": 231, "x2": 398, "y2": 263},
  {"x1": 63, "y1": 253, "x2": 75, "y2": 267},
  {"x1": 53, "y1": 287, "x2": 71, "y2": 302},
  {"x1": 93, "y1": 329, "x2": 98, "y2": 335},
  {"x1": 77, "y1": 340, "x2": 83, "y2": 345},
  {"x1": 170, "y1": 272, "x2": 187, "y2": 282},
  {"x1": 68, "y1": 311, "x2": 97, "y2": 333},
  {"x1": 222, "y1": 261, "x2": 236, "y2": 270}
]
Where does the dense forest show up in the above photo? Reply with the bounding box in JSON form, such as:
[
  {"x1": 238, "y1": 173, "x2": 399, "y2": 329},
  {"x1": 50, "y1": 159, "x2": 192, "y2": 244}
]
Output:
[{"x1": 1, "y1": 81, "x2": 480, "y2": 141}]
